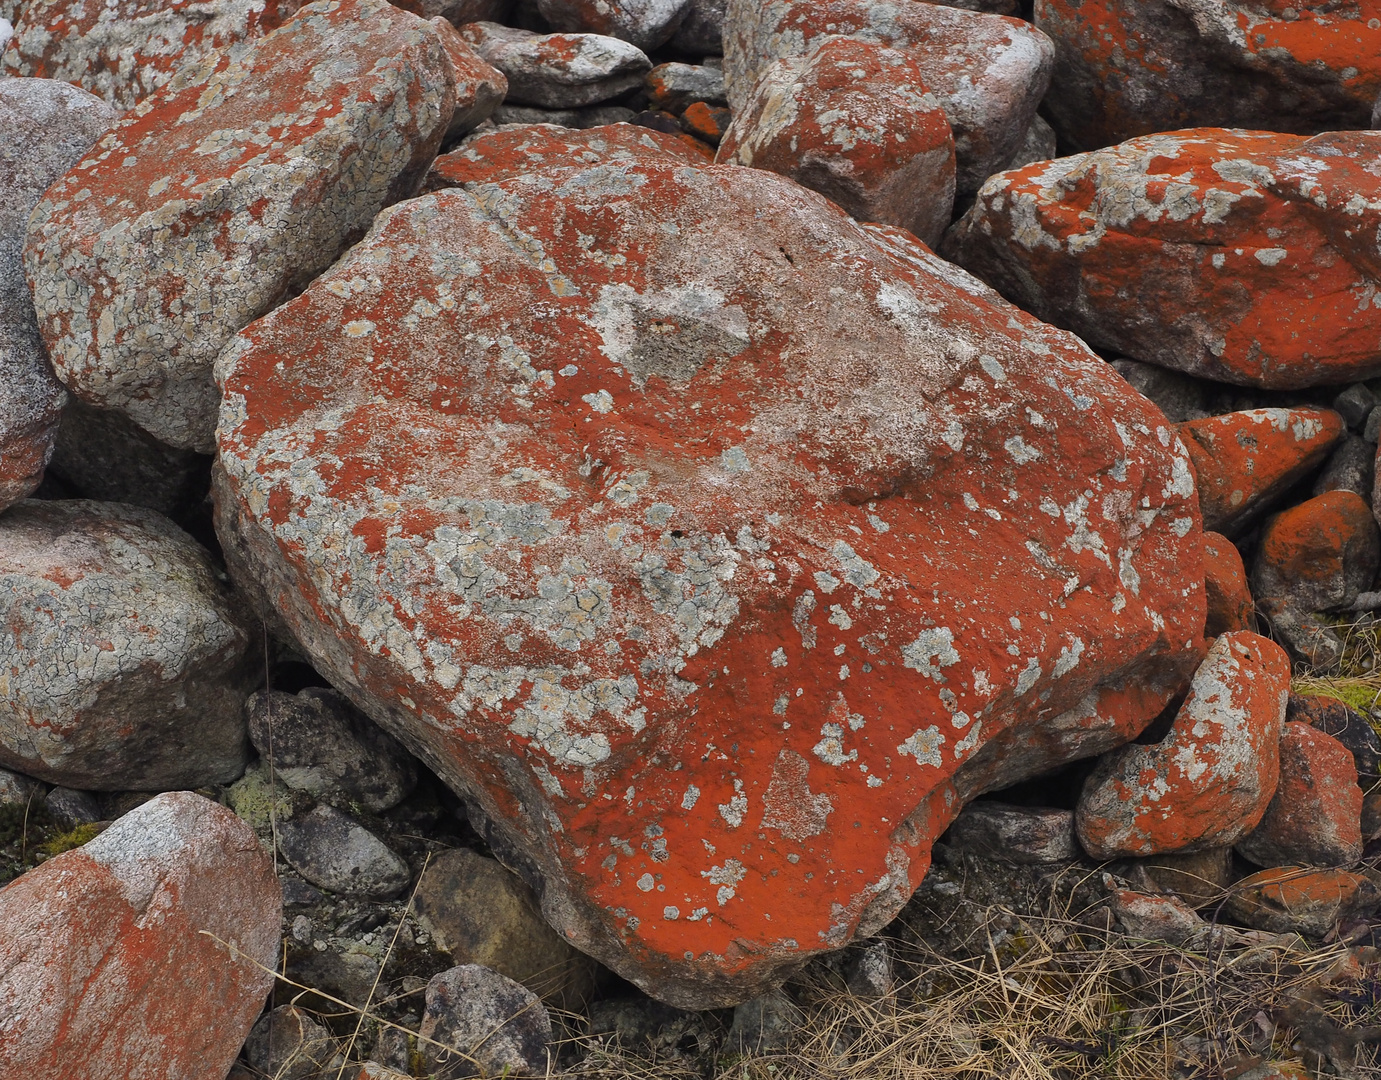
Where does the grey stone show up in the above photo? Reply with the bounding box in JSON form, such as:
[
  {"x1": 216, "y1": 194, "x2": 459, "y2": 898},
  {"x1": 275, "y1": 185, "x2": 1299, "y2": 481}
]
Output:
[
  {"x1": 0, "y1": 80, "x2": 117, "y2": 513},
  {"x1": 843, "y1": 940, "x2": 893, "y2": 999},
  {"x1": 538, "y1": 0, "x2": 691, "y2": 52},
  {"x1": 1335, "y1": 383, "x2": 1377, "y2": 430},
  {"x1": 44, "y1": 787, "x2": 101, "y2": 830},
  {"x1": 461, "y1": 22, "x2": 651, "y2": 108},
  {"x1": 1003, "y1": 113, "x2": 1057, "y2": 170},
  {"x1": 243, "y1": 1006, "x2": 345, "y2": 1080},
  {"x1": 419, "y1": 964, "x2": 554, "y2": 1079},
  {"x1": 727, "y1": 990, "x2": 804, "y2": 1053},
  {"x1": 489, "y1": 103, "x2": 638, "y2": 128},
  {"x1": 405, "y1": 0, "x2": 508, "y2": 25},
  {"x1": 669, "y1": 0, "x2": 724, "y2": 54},
  {"x1": 646, "y1": 61, "x2": 726, "y2": 112},
  {"x1": 0, "y1": 768, "x2": 42, "y2": 808},
  {"x1": 1105, "y1": 881, "x2": 1207, "y2": 946},
  {"x1": 1110, "y1": 358, "x2": 1210, "y2": 423},
  {"x1": 0, "y1": 16, "x2": 11, "y2": 53},
  {"x1": 0, "y1": 500, "x2": 255, "y2": 790},
  {"x1": 247, "y1": 688, "x2": 418, "y2": 813},
  {"x1": 277, "y1": 804, "x2": 411, "y2": 900},
  {"x1": 945, "y1": 801, "x2": 1080, "y2": 864},
  {"x1": 1271, "y1": 608, "x2": 1345, "y2": 671},
  {"x1": 1365, "y1": 406, "x2": 1381, "y2": 443},
  {"x1": 1312, "y1": 434, "x2": 1374, "y2": 500}
]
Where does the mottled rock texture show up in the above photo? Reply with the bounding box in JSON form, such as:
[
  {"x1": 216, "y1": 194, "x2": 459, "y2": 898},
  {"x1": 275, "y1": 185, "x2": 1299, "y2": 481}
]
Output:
[
  {"x1": 392, "y1": 0, "x2": 508, "y2": 24},
  {"x1": 0, "y1": 501, "x2": 255, "y2": 790},
  {"x1": 0, "y1": 792, "x2": 280, "y2": 1076},
  {"x1": 942, "y1": 801, "x2": 1078, "y2": 864},
  {"x1": 946, "y1": 131, "x2": 1381, "y2": 390},
  {"x1": 0, "y1": 80, "x2": 116, "y2": 513},
  {"x1": 1202, "y1": 531, "x2": 1252, "y2": 637},
  {"x1": 1288, "y1": 693, "x2": 1381, "y2": 839},
  {"x1": 0, "y1": 0, "x2": 306, "y2": 108},
  {"x1": 24, "y1": 0, "x2": 461, "y2": 453},
  {"x1": 460, "y1": 22, "x2": 651, "y2": 108},
  {"x1": 1077, "y1": 631, "x2": 1289, "y2": 859},
  {"x1": 432, "y1": 19, "x2": 508, "y2": 140},
  {"x1": 1252, "y1": 490, "x2": 1380, "y2": 618},
  {"x1": 716, "y1": 37, "x2": 956, "y2": 247},
  {"x1": 1177, "y1": 409, "x2": 1345, "y2": 537},
  {"x1": 277, "y1": 804, "x2": 411, "y2": 899},
  {"x1": 425, "y1": 122, "x2": 708, "y2": 190},
  {"x1": 1224, "y1": 867, "x2": 1381, "y2": 938},
  {"x1": 723, "y1": 0, "x2": 1053, "y2": 195},
  {"x1": 214, "y1": 162, "x2": 1204, "y2": 1007},
  {"x1": 537, "y1": 0, "x2": 691, "y2": 51},
  {"x1": 421, "y1": 965, "x2": 554, "y2": 1079},
  {"x1": 669, "y1": 0, "x2": 723, "y2": 53},
  {"x1": 1034, "y1": 0, "x2": 1381, "y2": 152}
]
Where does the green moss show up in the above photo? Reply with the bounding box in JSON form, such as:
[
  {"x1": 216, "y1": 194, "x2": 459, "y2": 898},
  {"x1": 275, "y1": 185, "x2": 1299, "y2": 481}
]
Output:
[
  {"x1": 39, "y1": 822, "x2": 102, "y2": 856},
  {"x1": 1293, "y1": 682, "x2": 1381, "y2": 714}
]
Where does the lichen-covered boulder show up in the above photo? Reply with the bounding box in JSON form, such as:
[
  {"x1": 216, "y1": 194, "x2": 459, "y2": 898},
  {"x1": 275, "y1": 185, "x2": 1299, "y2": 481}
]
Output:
[
  {"x1": 723, "y1": 0, "x2": 1053, "y2": 194},
  {"x1": 0, "y1": 0, "x2": 308, "y2": 109},
  {"x1": 0, "y1": 500, "x2": 256, "y2": 790},
  {"x1": 23, "y1": 0, "x2": 461, "y2": 453},
  {"x1": 1202, "y1": 531, "x2": 1252, "y2": 637},
  {"x1": 716, "y1": 37, "x2": 955, "y2": 247},
  {"x1": 0, "y1": 79, "x2": 116, "y2": 514},
  {"x1": 1252, "y1": 490, "x2": 1380, "y2": 618},
  {"x1": 537, "y1": 0, "x2": 691, "y2": 52},
  {"x1": 0, "y1": 792, "x2": 281, "y2": 1076},
  {"x1": 214, "y1": 161, "x2": 1204, "y2": 1006},
  {"x1": 1034, "y1": 0, "x2": 1381, "y2": 152},
  {"x1": 459, "y1": 22, "x2": 651, "y2": 109},
  {"x1": 945, "y1": 130, "x2": 1381, "y2": 390}
]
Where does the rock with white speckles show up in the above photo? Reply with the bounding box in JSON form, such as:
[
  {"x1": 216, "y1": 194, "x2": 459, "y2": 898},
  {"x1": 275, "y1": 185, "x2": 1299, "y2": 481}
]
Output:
[
  {"x1": 420, "y1": 964, "x2": 554, "y2": 1079},
  {"x1": 213, "y1": 161, "x2": 1204, "y2": 1007},
  {"x1": 715, "y1": 37, "x2": 956, "y2": 247},
  {"x1": 723, "y1": 0, "x2": 1054, "y2": 196},
  {"x1": 1252, "y1": 490, "x2": 1381, "y2": 618},
  {"x1": 1076, "y1": 631, "x2": 1289, "y2": 859},
  {"x1": 944, "y1": 130, "x2": 1381, "y2": 390},
  {"x1": 0, "y1": 0, "x2": 308, "y2": 109},
  {"x1": 0, "y1": 79, "x2": 116, "y2": 514},
  {"x1": 432, "y1": 18, "x2": 509, "y2": 142},
  {"x1": 0, "y1": 500, "x2": 256, "y2": 790},
  {"x1": 277, "y1": 804, "x2": 411, "y2": 899},
  {"x1": 23, "y1": 0, "x2": 462, "y2": 453},
  {"x1": 1034, "y1": 0, "x2": 1381, "y2": 153},
  {"x1": 0, "y1": 791, "x2": 280, "y2": 1075},
  {"x1": 460, "y1": 22, "x2": 652, "y2": 109},
  {"x1": 538, "y1": 0, "x2": 692, "y2": 52}
]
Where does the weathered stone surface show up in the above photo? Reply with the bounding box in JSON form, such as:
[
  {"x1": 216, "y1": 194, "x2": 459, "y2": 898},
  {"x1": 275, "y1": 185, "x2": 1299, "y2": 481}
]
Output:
[
  {"x1": 669, "y1": 0, "x2": 723, "y2": 53},
  {"x1": 420, "y1": 965, "x2": 554, "y2": 1079},
  {"x1": 247, "y1": 688, "x2": 418, "y2": 812},
  {"x1": 1313, "y1": 434, "x2": 1374, "y2": 500},
  {"x1": 0, "y1": 80, "x2": 116, "y2": 514},
  {"x1": 1177, "y1": 409, "x2": 1345, "y2": 537},
  {"x1": 24, "y1": 0, "x2": 461, "y2": 453},
  {"x1": 716, "y1": 37, "x2": 955, "y2": 247},
  {"x1": 1004, "y1": 113, "x2": 1057, "y2": 170},
  {"x1": 1237, "y1": 722, "x2": 1363, "y2": 869},
  {"x1": 1106, "y1": 883, "x2": 1208, "y2": 946},
  {"x1": 1252, "y1": 491, "x2": 1380, "y2": 618},
  {"x1": 243, "y1": 1005, "x2": 346, "y2": 1080},
  {"x1": 1112, "y1": 358, "x2": 1211, "y2": 424},
  {"x1": 723, "y1": 0, "x2": 1054, "y2": 195},
  {"x1": 1034, "y1": 0, "x2": 1381, "y2": 152},
  {"x1": 214, "y1": 161, "x2": 1204, "y2": 1006},
  {"x1": 681, "y1": 100, "x2": 731, "y2": 145},
  {"x1": 945, "y1": 131, "x2": 1381, "y2": 390},
  {"x1": 432, "y1": 19, "x2": 508, "y2": 141},
  {"x1": 1077, "y1": 631, "x2": 1289, "y2": 859},
  {"x1": 646, "y1": 62, "x2": 725, "y2": 113},
  {"x1": 413, "y1": 847, "x2": 599, "y2": 1008},
  {"x1": 0, "y1": 500, "x2": 255, "y2": 790},
  {"x1": 1334, "y1": 383, "x2": 1376, "y2": 431},
  {"x1": 490, "y1": 103, "x2": 639, "y2": 128},
  {"x1": 0, "y1": 0, "x2": 306, "y2": 109},
  {"x1": 425, "y1": 121, "x2": 708, "y2": 190},
  {"x1": 393, "y1": 0, "x2": 508, "y2": 26},
  {"x1": 45, "y1": 787, "x2": 101, "y2": 830},
  {"x1": 1224, "y1": 867, "x2": 1381, "y2": 939},
  {"x1": 277, "y1": 804, "x2": 411, "y2": 899},
  {"x1": 1134, "y1": 845, "x2": 1234, "y2": 909},
  {"x1": 460, "y1": 22, "x2": 651, "y2": 108},
  {"x1": 1203, "y1": 531, "x2": 1252, "y2": 638},
  {"x1": 727, "y1": 990, "x2": 804, "y2": 1052},
  {"x1": 0, "y1": 792, "x2": 280, "y2": 1075},
  {"x1": 1287, "y1": 693, "x2": 1381, "y2": 840},
  {"x1": 538, "y1": 0, "x2": 691, "y2": 51},
  {"x1": 943, "y1": 801, "x2": 1079, "y2": 864},
  {"x1": 0, "y1": 767, "x2": 42, "y2": 808}
]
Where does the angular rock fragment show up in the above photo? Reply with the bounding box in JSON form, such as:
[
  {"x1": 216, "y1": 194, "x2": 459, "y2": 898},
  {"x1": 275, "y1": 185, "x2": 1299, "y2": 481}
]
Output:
[
  {"x1": 1134, "y1": 846, "x2": 1234, "y2": 909},
  {"x1": 716, "y1": 37, "x2": 956, "y2": 246},
  {"x1": 0, "y1": 792, "x2": 280, "y2": 1075},
  {"x1": 1035, "y1": 0, "x2": 1381, "y2": 151},
  {"x1": 0, "y1": 0, "x2": 307, "y2": 108},
  {"x1": 45, "y1": 787, "x2": 101, "y2": 830},
  {"x1": 420, "y1": 965, "x2": 554, "y2": 1079},
  {"x1": 1287, "y1": 694, "x2": 1381, "y2": 839},
  {"x1": 669, "y1": 0, "x2": 723, "y2": 53},
  {"x1": 24, "y1": 0, "x2": 461, "y2": 452},
  {"x1": 1237, "y1": 722, "x2": 1363, "y2": 869},
  {"x1": 1106, "y1": 884, "x2": 1208, "y2": 946},
  {"x1": 537, "y1": 0, "x2": 691, "y2": 52},
  {"x1": 723, "y1": 0, "x2": 1054, "y2": 194},
  {"x1": 681, "y1": 101, "x2": 731, "y2": 145},
  {"x1": 277, "y1": 804, "x2": 411, "y2": 899},
  {"x1": 425, "y1": 121, "x2": 707, "y2": 190},
  {"x1": 1252, "y1": 491, "x2": 1380, "y2": 618},
  {"x1": 243, "y1": 1005, "x2": 346, "y2": 1080},
  {"x1": 432, "y1": 20, "x2": 509, "y2": 141},
  {"x1": 646, "y1": 62, "x2": 725, "y2": 113},
  {"x1": 0, "y1": 500, "x2": 255, "y2": 790},
  {"x1": 460, "y1": 22, "x2": 651, "y2": 108},
  {"x1": 1077, "y1": 631, "x2": 1290, "y2": 859},
  {"x1": 946, "y1": 131, "x2": 1381, "y2": 389},
  {"x1": 1177, "y1": 409, "x2": 1344, "y2": 537},
  {"x1": 1313, "y1": 435, "x2": 1374, "y2": 501},
  {"x1": 943, "y1": 801, "x2": 1079, "y2": 864},
  {"x1": 1202, "y1": 532, "x2": 1252, "y2": 637},
  {"x1": 214, "y1": 162, "x2": 1204, "y2": 1006},
  {"x1": 1224, "y1": 867, "x2": 1381, "y2": 939},
  {"x1": 0, "y1": 80, "x2": 116, "y2": 513}
]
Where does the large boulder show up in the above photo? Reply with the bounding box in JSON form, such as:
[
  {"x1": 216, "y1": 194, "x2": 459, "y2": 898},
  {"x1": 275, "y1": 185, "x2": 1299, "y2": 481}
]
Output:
[
  {"x1": 23, "y1": 0, "x2": 462, "y2": 453},
  {"x1": 723, "y1": 0, "x2": 1053, "y2": 195},
  {"x1": 214, "y1": 161, "x2": 1204, "y2": 1006},
  {"x1": 945, "y1": 130, "x2": 1381, "y2": 390},
  {"x1": 1034, "y1": 0, "x2": 1381, "y2": 152},
  {"x1": 0, "y1": 792, "x2": 281, "y2": 1075},
  {"x1": 0, "y1": 500, "x2": 256, "y2": 790},
  {"x1": 0, "y1": 79, "x2": 117, "y2": 513},
  {"x1": 459, "y1": 22, "x2": 652, "y2": 109}
]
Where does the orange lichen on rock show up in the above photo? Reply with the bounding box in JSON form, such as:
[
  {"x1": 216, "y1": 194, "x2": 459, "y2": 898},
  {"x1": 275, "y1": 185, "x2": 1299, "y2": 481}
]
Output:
[
  {"x1": 1252, "y1": 490, "x2": 1381, "y2": 617},
  {"x1": 1202, "y1": 531, "x2": 1253, "y2": 637},
  {"x1": 1224, "y1": 866, "x2": 1381, "y2": 938}
]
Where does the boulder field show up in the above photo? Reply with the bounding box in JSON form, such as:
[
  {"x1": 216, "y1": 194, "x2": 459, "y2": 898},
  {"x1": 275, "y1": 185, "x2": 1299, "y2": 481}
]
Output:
[{"x1": 4, "y1": 0, "x2": 1381, "y2": 1071}]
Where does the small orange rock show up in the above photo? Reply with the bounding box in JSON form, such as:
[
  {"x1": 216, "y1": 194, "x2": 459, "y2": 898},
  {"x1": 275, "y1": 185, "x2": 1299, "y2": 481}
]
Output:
[
  {"x1": 1178, "y1": 408, "x2": 1345, "y2": 536},
  {"x1": 1203, "y1": 531, "x2": 1253, "y2": 637},
  {"x1": 1224, "y1": 866, "x2": 1381, "y2": 938},
  {"x1": 1252, "y1": 489, "x2": 1380, "y2": 618},
  {"x1": 680, "y1": 101, "x2": 732, "y2": 146}
]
